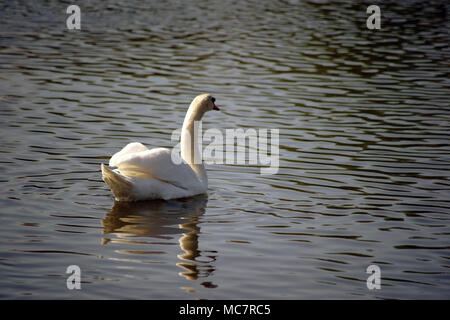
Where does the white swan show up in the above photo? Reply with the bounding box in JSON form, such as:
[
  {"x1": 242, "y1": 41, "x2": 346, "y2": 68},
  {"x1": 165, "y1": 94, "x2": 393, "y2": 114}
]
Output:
[{"x1": 101, "y1": 93, "x2": 219, "y2": 201}]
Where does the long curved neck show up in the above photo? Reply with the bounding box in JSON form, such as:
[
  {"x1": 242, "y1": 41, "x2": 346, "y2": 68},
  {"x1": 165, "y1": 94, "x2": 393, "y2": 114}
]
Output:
[{"x1": 180, "y1": 102, "x2": 207, "y2": 185}]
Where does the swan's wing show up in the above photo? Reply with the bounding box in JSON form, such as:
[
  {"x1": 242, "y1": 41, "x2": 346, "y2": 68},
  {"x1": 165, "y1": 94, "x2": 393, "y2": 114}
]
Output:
[
  {"x1": 111, "y1": 147, "x2": 201, "y2": 190},
  {"x1": 109, "y1": 142, "x2": 148, "y2": 167}
]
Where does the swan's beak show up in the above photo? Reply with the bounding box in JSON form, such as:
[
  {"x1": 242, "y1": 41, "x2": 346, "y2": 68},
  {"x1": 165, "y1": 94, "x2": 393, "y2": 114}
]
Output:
[{"x1": 213, "y1": 104, "x2": 220, "y2": 111}]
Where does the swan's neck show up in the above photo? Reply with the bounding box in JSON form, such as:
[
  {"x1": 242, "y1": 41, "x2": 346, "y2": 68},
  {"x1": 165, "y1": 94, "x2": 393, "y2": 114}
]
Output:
[{"x1": 180, "y1": 103, "x2": 207, "y2": 186}]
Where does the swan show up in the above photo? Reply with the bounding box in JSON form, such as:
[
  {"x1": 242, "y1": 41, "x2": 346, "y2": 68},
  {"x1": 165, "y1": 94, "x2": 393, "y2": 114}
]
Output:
[{"x1": 101, "y1": 94, "x2": 220, "y2": 201}]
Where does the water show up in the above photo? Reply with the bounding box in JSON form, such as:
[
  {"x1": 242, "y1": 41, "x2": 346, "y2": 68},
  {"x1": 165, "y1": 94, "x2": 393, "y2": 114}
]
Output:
[{"x1": 0, "y1": 0, "x2": 449, "y2": 299}]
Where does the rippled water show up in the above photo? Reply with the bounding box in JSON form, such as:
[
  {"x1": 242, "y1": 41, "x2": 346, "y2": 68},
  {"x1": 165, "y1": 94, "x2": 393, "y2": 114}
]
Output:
[{"x1": 1, "y1": 0, "x2": 449, "y2": 299}]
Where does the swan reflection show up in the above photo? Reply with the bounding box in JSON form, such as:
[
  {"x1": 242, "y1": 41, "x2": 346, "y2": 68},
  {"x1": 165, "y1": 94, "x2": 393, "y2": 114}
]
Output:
[{"x1": 102, "y1": 195, "x2": 216, "y2": 282}]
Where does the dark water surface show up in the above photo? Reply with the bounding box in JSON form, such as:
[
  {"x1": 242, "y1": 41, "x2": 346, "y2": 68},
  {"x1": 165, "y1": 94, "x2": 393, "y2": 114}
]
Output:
[{"x1": 0, "y1": 0, "x2": 449, "y2": 299}]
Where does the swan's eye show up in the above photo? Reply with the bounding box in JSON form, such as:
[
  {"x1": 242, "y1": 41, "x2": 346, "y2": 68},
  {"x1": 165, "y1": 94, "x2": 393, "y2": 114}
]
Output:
[{"x1": 211, "y1": 97, "x2": 216, "y2": 103}]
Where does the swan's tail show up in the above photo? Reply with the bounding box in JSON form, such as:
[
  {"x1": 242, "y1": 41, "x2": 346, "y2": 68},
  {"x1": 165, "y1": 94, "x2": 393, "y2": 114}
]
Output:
[{"x1": 101, "y1": 163, "x2": 133, "y2": 201}]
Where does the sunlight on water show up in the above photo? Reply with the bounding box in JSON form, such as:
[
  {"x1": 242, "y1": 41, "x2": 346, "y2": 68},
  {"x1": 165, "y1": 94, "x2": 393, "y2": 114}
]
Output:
[{"x1": 0, "y1": 0, "x2": 449, "y2": 299}]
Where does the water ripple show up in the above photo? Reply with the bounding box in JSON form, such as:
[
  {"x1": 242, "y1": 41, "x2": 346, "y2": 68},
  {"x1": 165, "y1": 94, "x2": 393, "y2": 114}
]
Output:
[{"x1": 0, "y1": 0, "x2": 449, "y2": 299}]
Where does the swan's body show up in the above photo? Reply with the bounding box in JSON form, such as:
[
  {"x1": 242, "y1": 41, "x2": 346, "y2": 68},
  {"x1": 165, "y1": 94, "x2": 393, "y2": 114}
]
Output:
[{"x1": 101, "y1": 94, "x2": 219, "y2": 201}]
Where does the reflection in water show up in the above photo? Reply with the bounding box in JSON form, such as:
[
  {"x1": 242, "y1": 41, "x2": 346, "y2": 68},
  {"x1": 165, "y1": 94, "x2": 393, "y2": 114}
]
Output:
[
  {"x1": 1, "y1": 0, "x2": 449, "y2": 299},
  {"x1": 102, "y1": 195, "x2": 217, "y2": 282}
]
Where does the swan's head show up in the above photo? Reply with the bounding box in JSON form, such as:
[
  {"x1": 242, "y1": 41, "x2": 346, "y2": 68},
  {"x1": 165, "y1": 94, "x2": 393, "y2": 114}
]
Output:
[{"x1": 191, "y1": 93, "x2": 220, "y2": 113}]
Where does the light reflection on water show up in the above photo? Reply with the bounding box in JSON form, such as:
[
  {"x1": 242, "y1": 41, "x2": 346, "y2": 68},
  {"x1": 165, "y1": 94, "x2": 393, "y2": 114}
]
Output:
[
  {"x1": 102, "y1": 196, "x2": 217, "y2": 283},
  {"x1": 0, "y1": 0, "x2": 449, "y2": 299}
]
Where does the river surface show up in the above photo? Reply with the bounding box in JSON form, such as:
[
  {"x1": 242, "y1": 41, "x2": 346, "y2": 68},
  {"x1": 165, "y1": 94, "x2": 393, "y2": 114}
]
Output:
[{"x1": 0, "y1": 0, "x2": 449, "y2": 299}]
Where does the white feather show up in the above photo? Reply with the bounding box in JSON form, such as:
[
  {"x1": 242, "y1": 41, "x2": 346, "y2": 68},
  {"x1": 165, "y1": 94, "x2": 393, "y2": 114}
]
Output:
[
  {"x1": 101, "y1": 94, "x2": 217, "y2": 201},
  {"x1": 107, "y1": 145, "x2": 205, "y2": 200}
]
